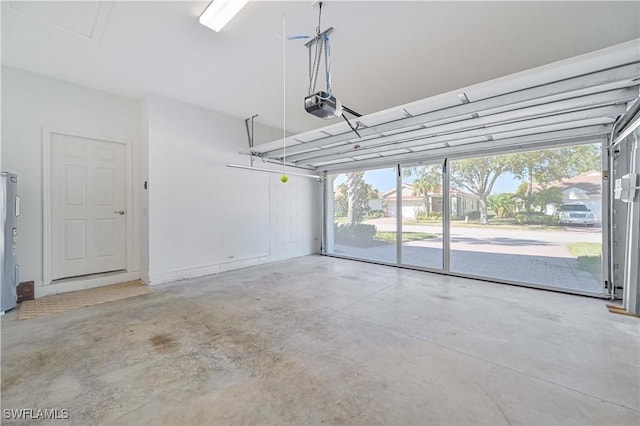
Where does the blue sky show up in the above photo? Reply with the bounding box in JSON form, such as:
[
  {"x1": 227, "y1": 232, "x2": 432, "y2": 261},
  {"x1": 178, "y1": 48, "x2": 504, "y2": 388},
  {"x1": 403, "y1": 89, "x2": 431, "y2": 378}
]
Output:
[{"x1": 333, "y1": 168, "x2": 521, "y2": 194}]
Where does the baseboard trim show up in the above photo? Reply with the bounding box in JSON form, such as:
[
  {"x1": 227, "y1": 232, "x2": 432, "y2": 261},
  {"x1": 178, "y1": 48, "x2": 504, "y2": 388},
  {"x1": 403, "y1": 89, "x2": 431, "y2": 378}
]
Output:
[
  {"x1": 149, "y1": 264, "x2": 223, "y2": 286},
  {"x1": 147, "y1": 252, "x2": 316, "y2": 286},
  {"x1": 36, "y1": 271, "x2": 141, "y2": 298}
]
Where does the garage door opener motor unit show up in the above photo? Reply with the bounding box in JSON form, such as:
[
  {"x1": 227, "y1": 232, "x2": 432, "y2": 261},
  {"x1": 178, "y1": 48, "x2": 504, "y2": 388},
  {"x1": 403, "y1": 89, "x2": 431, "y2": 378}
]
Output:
[{"x1": 295, "y1": 2, "x2": 362, "y2": 137}]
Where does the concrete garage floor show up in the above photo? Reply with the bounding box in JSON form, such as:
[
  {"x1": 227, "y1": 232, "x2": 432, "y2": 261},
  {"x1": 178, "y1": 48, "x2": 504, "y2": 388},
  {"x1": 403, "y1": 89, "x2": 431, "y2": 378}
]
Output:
[{"x1": 1, "y1": 256, "x2": 638, "y2": 425}]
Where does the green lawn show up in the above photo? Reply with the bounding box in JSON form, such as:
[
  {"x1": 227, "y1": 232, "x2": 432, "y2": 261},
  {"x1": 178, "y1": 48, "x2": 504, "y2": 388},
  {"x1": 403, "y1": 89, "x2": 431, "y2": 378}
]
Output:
[
  {"x1": 404, "y1": 218, "x2": 563, "y2": 231},
  {"x1": 375, "y1": 231, "x2": 437, "y2": 243},
  {"x1": 566, "y1": 242, "x2": 602, "y2": 279},
  {"x1": 339, "y1": 216, "x2": 563, "y2": 231},
  {"x1": 403, "y1": 219, "x2": 443, "y2": 225}
]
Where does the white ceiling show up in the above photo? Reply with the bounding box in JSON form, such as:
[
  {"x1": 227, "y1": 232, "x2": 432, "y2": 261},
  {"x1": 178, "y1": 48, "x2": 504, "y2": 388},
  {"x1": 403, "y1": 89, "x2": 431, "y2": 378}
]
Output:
[{"x1": 2, "y1": 1, "x2": 639, "y2": 133}]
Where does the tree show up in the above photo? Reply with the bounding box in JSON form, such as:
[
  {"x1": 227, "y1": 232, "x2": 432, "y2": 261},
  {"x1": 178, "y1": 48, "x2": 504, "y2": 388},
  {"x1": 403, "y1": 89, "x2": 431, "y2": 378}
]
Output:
[
  {"x1": 516, "y1": 183, "x2": 563, "y2": 213},
  {"x1": 450, "y1": 156, "x2": 512, "y2": 224},
  {"x1": 409, "y1": 165, "x2": 441, "y2": 217},
  {"x1": 336, "y1": 172, "x2": 378, "y2": 226},
  {"x1": 346, "y1": 172, "x2": 362, "y2": 226},
  {"x1": 487, "y1": 193, "x2": 515, "y2": 218},
  {"x1": 562, "y1": 144, "x2": 600, "y2": 176},
  {"x1": 534, "y1": 187, "x2": 563, "y2": 212},
  {"x1": 511, "y1": 151, "x2": 551, "y2": 212},
  {"x1": 510, "y1": 145, "x2": 600, "y2": 212},
  {"x1": 515, "y1": 182, "x2": 535, "y2": 213},
  {"x1": 334, "y1": 191, "x2": 348, "y2": 217}
]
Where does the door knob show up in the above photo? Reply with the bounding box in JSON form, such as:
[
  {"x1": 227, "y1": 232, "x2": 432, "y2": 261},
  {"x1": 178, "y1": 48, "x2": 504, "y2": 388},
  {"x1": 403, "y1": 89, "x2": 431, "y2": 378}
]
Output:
[{"x1": 114, "y1": 211, "x2": 125, "y2": 215}]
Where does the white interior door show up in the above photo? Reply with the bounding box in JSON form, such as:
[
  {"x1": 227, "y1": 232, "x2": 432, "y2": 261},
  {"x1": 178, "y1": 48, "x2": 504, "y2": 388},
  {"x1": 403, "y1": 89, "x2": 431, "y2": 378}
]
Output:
[{"x1": 51, "y1": 133, "x2": 127, "y2": 280}]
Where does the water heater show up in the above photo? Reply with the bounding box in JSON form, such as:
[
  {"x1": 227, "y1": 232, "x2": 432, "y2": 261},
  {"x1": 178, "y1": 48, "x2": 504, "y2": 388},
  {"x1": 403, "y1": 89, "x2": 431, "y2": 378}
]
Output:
[{"x1": 1, "y1": 172, "x2": 19, "y2": 314}]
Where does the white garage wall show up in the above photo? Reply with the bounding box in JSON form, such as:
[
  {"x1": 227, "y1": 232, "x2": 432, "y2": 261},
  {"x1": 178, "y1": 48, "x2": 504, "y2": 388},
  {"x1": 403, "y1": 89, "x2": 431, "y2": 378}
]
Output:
[
  {"x1": 143, "y1": 95, "x2": 320, "y2": 285},
  {"x1": 1, "y1": 67, "x2": 142, "y2": 292},
  {"x1": 1, "y1": 67, "x2": 320, "y2": 293}
]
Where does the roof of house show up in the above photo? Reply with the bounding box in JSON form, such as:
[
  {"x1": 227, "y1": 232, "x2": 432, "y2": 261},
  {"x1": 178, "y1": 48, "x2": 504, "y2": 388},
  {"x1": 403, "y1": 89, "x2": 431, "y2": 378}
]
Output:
[
  {"x1": 380, "y1": 184, "x2": 412, "y2": 198},
  {"x1": 546, "y1": 170, "x2": 602, "y2": 196},
  {"x1": 382, "y1": 184, "x2": 479, "y2": 200},
  {"x1": 333, "y1": 186, "x2": 384, "y2": 199}
]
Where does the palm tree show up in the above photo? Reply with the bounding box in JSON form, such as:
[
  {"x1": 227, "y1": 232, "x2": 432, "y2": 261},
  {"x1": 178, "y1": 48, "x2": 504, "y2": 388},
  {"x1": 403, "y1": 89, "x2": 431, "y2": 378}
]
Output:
[
  {"x1": 487, "y1": 193, "x2": 515, "y2": 218},
  {"x1": 412, "y1": 166, "x2": 441, "y2": 217}
]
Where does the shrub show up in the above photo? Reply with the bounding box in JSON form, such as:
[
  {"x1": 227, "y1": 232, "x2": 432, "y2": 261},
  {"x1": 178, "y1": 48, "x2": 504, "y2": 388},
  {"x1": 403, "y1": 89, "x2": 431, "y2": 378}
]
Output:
[
  {"x1": 415, "y1": 210, "x2": 427, "y2": 222},
  {"x1": 544, "y1": 216, "x2": 558, "y2": 225},
  {"x1": 466, "y1": 210, "x2": 480, "y2": 220},
  {"x1": 367, "y1": 211, "x2": 383, "y2": 219},
  {"x1": 351, "y1": 224, "x2": 377, "y2": 239},
  {"x1": 515, "y1": 213, "x2": 557, "y2": 225},
  {"x1": 334, "y1": 223, "x2": 349, "y2": 240},
  {"x1": 334, "y1": 223, "x2": 377, "y2": 242}
]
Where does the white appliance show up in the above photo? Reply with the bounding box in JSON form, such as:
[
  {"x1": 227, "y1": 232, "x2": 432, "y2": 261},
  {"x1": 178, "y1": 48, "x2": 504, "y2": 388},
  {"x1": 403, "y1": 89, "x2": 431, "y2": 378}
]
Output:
[{"x1": 1, "y1": 172, "x2": 19, "y2": 314}]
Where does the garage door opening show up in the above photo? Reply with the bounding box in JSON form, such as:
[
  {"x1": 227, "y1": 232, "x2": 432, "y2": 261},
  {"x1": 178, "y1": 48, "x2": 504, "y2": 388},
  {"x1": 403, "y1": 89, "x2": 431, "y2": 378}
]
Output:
[
  {"x1": 324, "y1": 142, "x2": 604, "y2": 296},
  {"x1": 449, "y1": 143, "x2": 602, "y2": 294}
]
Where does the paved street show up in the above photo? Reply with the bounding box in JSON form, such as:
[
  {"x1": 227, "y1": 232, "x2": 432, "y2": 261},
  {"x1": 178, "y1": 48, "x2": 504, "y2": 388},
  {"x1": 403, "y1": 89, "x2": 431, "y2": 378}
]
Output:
[
  {"x1": 367, "y1": 217, "x2": 601, "y2": 246},
  {"x1": 331, "y1": 218, "x2": 603, "y2": 294}
]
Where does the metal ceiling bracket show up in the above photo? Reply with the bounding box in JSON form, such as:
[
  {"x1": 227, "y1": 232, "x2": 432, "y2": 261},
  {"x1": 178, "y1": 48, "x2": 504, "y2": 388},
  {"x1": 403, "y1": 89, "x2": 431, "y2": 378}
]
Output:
[
  {"x1": 244, "y1": 114, "x2": 259, "y2": 166},
  {"x1": 304, "y1": 26, "x2": 334, "y2": 48}
]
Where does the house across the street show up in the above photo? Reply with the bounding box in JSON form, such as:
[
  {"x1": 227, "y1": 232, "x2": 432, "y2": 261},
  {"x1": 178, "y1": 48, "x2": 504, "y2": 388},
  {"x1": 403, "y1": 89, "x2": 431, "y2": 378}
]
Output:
[
  {"x1": 544, "y1": 171, "x2": 602, "y2": 219},
  {"x1": 382, "y1": 184, "x2": 479, "y2": 219}
]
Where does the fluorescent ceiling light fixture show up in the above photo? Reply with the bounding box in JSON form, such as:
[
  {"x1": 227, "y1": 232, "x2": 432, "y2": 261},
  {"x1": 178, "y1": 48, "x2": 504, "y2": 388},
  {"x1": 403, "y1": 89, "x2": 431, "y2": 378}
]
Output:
[{"x1": 199, "y1": 0, "x2": 249, "y2": 32}]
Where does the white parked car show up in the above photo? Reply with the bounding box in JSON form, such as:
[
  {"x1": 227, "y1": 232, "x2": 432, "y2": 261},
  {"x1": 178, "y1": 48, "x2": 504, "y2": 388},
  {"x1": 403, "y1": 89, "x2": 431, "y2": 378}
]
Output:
[{"x1": 555, "y1": 203, "x2": 595, "y2": 226}]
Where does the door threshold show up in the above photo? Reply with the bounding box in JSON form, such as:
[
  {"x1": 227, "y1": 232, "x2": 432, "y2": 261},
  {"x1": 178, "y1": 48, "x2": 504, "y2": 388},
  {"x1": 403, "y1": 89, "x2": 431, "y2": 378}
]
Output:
[
  {"x1": 52, "y1": 270, "x2": 126, "y2": 284},
  {"x1": 39, "y1": 270, "x2": 141, "y2": 298}
]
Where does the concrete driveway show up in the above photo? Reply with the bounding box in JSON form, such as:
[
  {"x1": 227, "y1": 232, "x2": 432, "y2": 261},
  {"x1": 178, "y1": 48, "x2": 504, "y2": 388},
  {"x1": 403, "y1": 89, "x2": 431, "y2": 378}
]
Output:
[{"x1": 331, "y1": 218, "x2": 603, "y2": 294}]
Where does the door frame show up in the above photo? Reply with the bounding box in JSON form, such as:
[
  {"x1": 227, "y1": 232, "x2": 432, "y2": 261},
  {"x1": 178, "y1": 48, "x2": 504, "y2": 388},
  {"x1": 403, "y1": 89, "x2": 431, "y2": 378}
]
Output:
[{"x1": 42, "y1": 127, "x2": 134, "y2": 286}]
